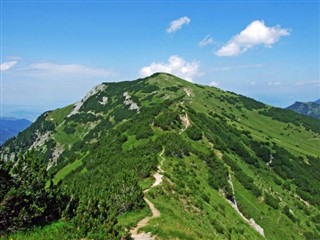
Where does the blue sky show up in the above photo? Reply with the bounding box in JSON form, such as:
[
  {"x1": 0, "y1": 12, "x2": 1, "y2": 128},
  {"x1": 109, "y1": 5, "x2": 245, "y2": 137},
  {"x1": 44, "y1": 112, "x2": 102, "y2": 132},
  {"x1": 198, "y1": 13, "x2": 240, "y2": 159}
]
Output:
[{"x1": 1, "y1": 0, "x2": 319, "y2": 120}]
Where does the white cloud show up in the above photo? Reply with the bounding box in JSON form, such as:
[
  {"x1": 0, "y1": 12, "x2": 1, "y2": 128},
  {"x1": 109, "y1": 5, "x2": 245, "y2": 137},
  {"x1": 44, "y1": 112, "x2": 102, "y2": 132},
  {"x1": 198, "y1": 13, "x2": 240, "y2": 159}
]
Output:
[
  {"x1": 209, "y1": 81, "x2": 219, "y2": 87},
  {"x1": 268, "y1": 81, "x2": 282, "y2": 86},
  {"x1": 215, "y1": 20, "x2": 290, "y2": 57},
  {"x1": 8, "y1": 56, "x2": 23, "y2": 60},
  {"x1": 211, "y1": 64, "x2": 263, "y2": 71},
  {"x1": 294, "y1": 80, "x2": 320, "y2": 87},
  {"x1": 167, "y1": 16, "x2": 191, "y2": 33},
  {"x1": 19, "y1": 62, "x2": 113, "y2": 78},
  {"x1": 1, "y1": 61, "x2": 18, "y2": 71},
  {"x1": 199, "y1": 35, "x2": 214, "y2": 48},
  {"x1": 140, "y1": 55, "x2": 200, "y2": 82}
]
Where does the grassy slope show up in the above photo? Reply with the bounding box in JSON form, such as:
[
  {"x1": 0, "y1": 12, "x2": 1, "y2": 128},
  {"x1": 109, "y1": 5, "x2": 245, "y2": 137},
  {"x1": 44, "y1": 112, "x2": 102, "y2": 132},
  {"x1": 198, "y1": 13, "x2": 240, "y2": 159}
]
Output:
[
  {"x1": 53, "y1": 151, "x2": 89, "y2": 184},
  {"x1": 185, "y1": 80, "x2": 319, "y2": 158},
  {"x1": 4, "y1": 73, "x2": 319, "y2": 239},
  {"x1": 46, "y1": 104, "x2": 74, "y2": 125},
  {"x1": 125, "y1": 74, "x2": 319, "y2": 239},
  {"x1": 143, "y1": 154, "x2": 263, "y2": 240},
  {"x1": 1, "y1": 222, "x2": 72, "y2": 240}
]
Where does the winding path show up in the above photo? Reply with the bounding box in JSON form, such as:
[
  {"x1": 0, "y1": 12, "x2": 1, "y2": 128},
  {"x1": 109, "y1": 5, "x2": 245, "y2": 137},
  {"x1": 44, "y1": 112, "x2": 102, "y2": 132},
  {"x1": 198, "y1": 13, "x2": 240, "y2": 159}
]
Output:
[
  {"x1": 228, "y1": 174, "x2": 265, "y2": 237},
  {"x1": 130, "y1": 150, "x2": 165, "y2": 240}
]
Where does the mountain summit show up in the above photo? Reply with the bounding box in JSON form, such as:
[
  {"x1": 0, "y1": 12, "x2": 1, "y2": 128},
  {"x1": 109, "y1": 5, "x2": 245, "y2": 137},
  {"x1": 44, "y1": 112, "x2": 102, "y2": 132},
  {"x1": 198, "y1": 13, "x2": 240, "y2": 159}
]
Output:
[{"x1": 1, "y1": 73, "x2": 320, "y2": 239}]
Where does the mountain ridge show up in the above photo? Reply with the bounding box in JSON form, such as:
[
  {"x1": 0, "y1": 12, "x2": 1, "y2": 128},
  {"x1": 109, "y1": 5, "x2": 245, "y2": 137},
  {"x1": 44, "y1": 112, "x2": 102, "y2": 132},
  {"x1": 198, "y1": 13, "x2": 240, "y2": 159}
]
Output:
[
  {"x1": 0, "y1": 117, "x2": 32, "y2": 145},
  {"x1": 1, "y1": 73, "x2": 320, "y2": 240},
  {"x1": 286, "y1": 99, "x2": 320, "y2": 119}
]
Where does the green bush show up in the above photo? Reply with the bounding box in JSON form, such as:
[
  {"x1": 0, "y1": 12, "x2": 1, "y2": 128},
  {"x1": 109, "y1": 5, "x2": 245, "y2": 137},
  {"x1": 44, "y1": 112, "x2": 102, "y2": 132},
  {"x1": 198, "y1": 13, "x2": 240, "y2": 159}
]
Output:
[
  {"x1": 154, "y1": 109, "x2": 180, "y2": 130},
  {"x1": 186, "y1": 125, "x2": 202, "y2": 141},
  {"x1": 264, "y1": 192, "x2": 279, "y2": 209},
  {"x1": 0, "y1": 151, "x2": 68, "y2": 233}
]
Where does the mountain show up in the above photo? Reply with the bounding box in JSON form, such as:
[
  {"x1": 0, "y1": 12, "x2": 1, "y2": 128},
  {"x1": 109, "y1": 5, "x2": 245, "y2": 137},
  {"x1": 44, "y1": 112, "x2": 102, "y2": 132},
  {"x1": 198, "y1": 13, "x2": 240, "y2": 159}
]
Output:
[
  {"x1": 1, "y1": 73, "x2": 320, "y2": 240},
  {"x1": 0, "y1": 117, "x2": 32, "y2": 145},
  {"x1": 286, "y1": 100, "x2": 320, "y2": 119}
]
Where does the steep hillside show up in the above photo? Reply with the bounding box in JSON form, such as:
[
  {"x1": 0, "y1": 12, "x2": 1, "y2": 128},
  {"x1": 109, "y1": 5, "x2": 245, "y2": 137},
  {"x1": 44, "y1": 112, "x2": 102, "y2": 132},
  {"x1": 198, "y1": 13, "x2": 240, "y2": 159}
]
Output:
[
  {"x1": 1, "y1": 73, "x2": 320, "y2": 240},
  {"x1": 0, "y1": 118, "x2": 32, "y2": 145},
  {"x1": 287, "y1": 100, "x2": 320, "y2": 119}
]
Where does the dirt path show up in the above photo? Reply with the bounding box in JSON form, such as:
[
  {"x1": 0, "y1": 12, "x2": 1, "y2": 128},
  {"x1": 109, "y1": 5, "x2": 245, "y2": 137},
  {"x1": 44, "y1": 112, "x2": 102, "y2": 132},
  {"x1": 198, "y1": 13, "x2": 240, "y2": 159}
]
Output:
[
  {"x1": 180, "y1": 113, "x2": 191, "y2": 134},
  {"x1": 130, "y1": 150, "x2": 165, "y2": 240},
  {"x1": 130, "y1": 197, "x2": 159, "y2": 240},
  {"x1": 228, "y1": 174, "x2": 265, "y2": 237},
  {"x1": 151, "y1": 172, "x2": 163, "y2": 188},
  {"x1": 266, "y1": 154, "x2": 273, "y2": 167}
]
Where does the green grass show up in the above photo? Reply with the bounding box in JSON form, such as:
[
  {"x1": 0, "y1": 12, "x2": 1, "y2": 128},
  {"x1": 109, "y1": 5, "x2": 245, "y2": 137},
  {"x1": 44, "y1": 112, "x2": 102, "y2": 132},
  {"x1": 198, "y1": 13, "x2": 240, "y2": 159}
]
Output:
[
  {"x1": 46, "y1": 104, "x2": 74, "y2": 125},
  {"x1": 122, "y1": 135, "x2": 149, "y2": 151},
  {"x1": 184, "y1": 81, "x2": 319, "y2": 158},
  {"x1": 5, "y1": 73, "x2": 320, "y2": 240},
  {"x1": 227, "y1": 150, "x2": 318, "y2": 240},
  {"x1": 53, "y1": 126, "x2": 79, "y2": 147},
  {"x1": 80, "y1": 167, "x2": 88, "y2": 175},
  {"x1": 136, "y1": 153, "x2": 263, "y2": 240},
  {"x1": 53, "y1": 152, "x2": 89, "y2": 184},
  {"x1": 1, "y1": 221, "x2": 71, "y2": 240},
  {"x1": 53, "y1": 120, "x2": 99, "y2": 147},
  {"x1": 117, "y1": 207, "x2": 151, "y2": 229},
  {"x1": 139, "y1": 176, "x2": 154, "y2": 191},
  {"x1": 122, "y1": 135, "x2": 136, "y2": 151},
  {"x1": 128, "y1": 123, "x2": 318, "y2": 240},
  {"x1": 239, "y1": 110, "x2": 319, "y2": 157}
]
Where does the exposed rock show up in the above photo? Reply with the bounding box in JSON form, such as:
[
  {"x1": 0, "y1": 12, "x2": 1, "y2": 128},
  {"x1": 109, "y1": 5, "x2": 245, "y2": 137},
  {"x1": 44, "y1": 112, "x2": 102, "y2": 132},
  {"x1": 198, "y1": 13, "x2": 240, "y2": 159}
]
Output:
[
  {"x1": 30, "y1": 131, "x2": 51, "y2": 149},
  {"x1": 47, "y1": 143, "x2": 64, "y2": 170},
  {"x1": 123, "y1": 92, "x2": 140, "y2": 112},
  {"x1": 184, "y1": 88, "x2": 193, "y2": 97},
  {"x1": 129, "y1": 103, "x2": 139, "y2": 110},
  {"x1": 180, "y1": 113, "x2": 191, "y2": 134},
  {"x1": 99, "y1": 96, "x2": 108, "y2": 105},
  {"x1": 180, "y1": 113, "x2": 191, "y2": 129},
  {"x1": 68, "y1": 84, "x2": 107, "y2": 117}
]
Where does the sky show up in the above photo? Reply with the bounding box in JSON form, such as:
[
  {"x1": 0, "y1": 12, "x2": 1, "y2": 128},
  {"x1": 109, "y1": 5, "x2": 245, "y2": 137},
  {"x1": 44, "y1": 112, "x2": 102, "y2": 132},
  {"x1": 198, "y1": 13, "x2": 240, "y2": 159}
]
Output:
[{"x1": 1, "y1": 0, "x2": 319, "y2": 121}]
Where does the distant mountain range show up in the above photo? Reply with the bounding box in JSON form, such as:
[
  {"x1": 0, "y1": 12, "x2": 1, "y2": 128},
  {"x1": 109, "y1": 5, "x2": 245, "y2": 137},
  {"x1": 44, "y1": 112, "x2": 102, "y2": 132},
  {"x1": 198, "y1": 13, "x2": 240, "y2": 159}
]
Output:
[
  {"x1": 286, "y1": 99, "x2": 320, "y2": 119},
  {"x1": 0, "y1": 117, "x2": 32, "y2": 145}
]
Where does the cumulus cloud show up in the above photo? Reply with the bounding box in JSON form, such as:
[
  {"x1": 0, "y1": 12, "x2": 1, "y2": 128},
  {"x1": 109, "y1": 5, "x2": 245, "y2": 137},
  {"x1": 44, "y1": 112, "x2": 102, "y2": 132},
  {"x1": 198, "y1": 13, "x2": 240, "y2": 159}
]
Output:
[
  {"x1": 1, "y1": 61, "x2": 18, "y2": 71},
  {"x1": 215, "y1": 20, "x2": 290, "y2": 57},
  {"x1": 140, "y1": 55, "x2": 200, "y2": 82},
  {"x1": 167, "y1": 16, "x2": 191, "y2": 33},
  {"x1": 20, "y1": 62, "x2": 113, "y2": 78},
  {"x1": 199, "y1": 35, "x2": 214, "y2": 48},
  {"x1": 209, "y1": 81, "x2": 219, "y2": 87}
]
